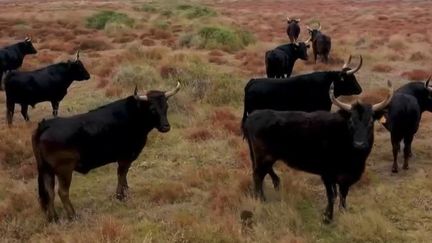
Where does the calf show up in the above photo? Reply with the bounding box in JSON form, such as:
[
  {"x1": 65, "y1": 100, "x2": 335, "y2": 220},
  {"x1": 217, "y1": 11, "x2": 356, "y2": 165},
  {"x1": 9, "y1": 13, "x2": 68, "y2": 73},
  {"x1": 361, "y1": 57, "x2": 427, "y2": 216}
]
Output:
[
  {"x1": 380, "y1": 77, "x2": 432, "y2": 173},
  {"x1": 33, "y1": 82, "x2": 181, "y2": 222},
  {"x1": 307, "y1": 23, "x2": 331, "y2": 63},
  {"x1": 0, "y1": 37, "x2": 37, "y2": 90},
  {"x1": 4, "y1": 51, "x2": 90, "y2": 125},
  {"x1": 286, "y1": 17, "x2": 301, "y2": 43},
  {"x1": 265, "y1": 41, "x2": 310, "y2": 78},
  {"x1": 244, "y1": 81, "x2": 392, "y2": 223}
]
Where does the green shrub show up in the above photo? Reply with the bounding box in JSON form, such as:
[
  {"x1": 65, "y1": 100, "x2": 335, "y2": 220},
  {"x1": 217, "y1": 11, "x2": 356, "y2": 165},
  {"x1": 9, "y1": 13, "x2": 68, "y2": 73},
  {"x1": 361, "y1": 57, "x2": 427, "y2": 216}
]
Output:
[
  {"x1": 197, "y1": 26, "x2": 255, "y2": 52},
  {"x1": 177, "y1": 4, "x2": 217, "y2": 19},
  {"x1": 135, "y1": 3, "x2": 158, "y2": 12},
  {"x1": 113, "y1": 64, "x2": 162, "y2": 90},
  {"x1": 86, "y1": 11, "x2": 134, "y2": 30}
]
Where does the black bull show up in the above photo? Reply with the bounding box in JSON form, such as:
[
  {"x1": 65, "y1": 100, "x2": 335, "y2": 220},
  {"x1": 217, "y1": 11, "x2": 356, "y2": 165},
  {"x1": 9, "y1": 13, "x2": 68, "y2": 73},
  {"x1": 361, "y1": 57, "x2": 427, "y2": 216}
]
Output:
[
  {"x1": 244, "y1": 81, "x2": 393, "y2": 223},
  {"x1": 33, "y1": 82, "x2": 180, "y2": 222},
  {"x1": 4, "y1": 51, "x2": 90, "y2": 125},
  {"x1": 380, "y1": 77, "x2": 432, "y2": 173}
]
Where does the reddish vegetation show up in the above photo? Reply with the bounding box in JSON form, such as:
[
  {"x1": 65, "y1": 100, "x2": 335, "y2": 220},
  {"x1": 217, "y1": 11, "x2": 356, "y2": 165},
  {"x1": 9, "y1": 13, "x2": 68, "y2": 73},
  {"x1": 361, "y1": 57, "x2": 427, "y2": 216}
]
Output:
[
  {"x1": 79, "y1": 38, "x2": 113, "y2": 51},
  {"x1": 186, "y1": 127, "x2": 214, "y2": 142},
  {"x1": 209, "y1": 56, "x2": 227, "y2": 65},
  {"x1": 209, "y1": 185, "x2": 241, "y2": 215},
  {"x1": 142, "y1": 38, "x2": 156, "y2": 46},
  {"x1": 97, "y1": 78, "x2": 109, "y2": 89},
  {"x1": 210, "y1": 107, "x2": 241, "y2": 136},
  {"x1": 105, "y1": 86, "x2": 122, "y2": 97},
  {"x1": 159, "y1": 64, "x2": 180, "y2": 79},
  {"x1": 409, "y1": 51, "x2": 427, "y2": 61},
  {"x1": 39, "y1": 40, "x2": 76, "y2": 54},
  {"x1": 401, "y1": 69, "x2": 430, "y2": 81},
  {"x1": 149, "y1": 28, "x2": 172, "y2": 40},
  {"x1": 372, "y1": 64, "x2": 393, "y2": 73}
]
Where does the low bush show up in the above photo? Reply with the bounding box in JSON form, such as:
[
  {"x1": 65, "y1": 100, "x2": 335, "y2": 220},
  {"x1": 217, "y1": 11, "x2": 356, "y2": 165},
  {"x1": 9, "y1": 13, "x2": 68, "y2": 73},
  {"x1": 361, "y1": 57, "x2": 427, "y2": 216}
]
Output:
[{"x1": 86, "y1": 11, "x2": 134, "y2": 30}]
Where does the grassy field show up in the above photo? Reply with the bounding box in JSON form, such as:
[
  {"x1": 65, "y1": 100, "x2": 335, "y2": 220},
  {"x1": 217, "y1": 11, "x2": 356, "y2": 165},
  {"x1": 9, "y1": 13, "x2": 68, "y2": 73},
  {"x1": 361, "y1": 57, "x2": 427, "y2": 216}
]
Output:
[{"x1": 1, "y1": 0, "x2": 432, "y2": 242}]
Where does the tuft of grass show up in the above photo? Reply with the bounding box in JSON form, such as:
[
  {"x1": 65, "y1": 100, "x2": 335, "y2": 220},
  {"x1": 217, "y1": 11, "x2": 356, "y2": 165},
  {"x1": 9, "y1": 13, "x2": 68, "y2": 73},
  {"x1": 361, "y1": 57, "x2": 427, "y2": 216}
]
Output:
[
  {"x1": 372, "y1": 64, "x2": 393, "y2": 73},
  {"x1": 113, "y1": 63, "x2": 162, "y2": 90},
  {"x1": 177, "y1": 4, "x2": 217, "y2": 19},
  {"x1": 86, "y1": 11, "x2": 134, "y2": 30},
  {"x1": 180, "y1": 26, "x2": 256, "y2": 52}
]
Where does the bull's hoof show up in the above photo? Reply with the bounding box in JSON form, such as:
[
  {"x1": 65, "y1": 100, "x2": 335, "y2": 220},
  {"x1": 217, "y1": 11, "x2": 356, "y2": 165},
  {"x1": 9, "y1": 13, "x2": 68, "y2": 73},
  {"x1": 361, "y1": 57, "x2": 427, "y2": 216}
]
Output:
[
  {"x1": 392, "y1": 168, "x2": 399, "y2": 173},
  {"x1": 115, "y1": 193, "x2": 127, "y2": 201},
  {"x1": 403, "y1": 165, "x2": 409, "y2": 170},
  {"x1": 322, "y1": 214, "x2": 332, "y2": 224}
]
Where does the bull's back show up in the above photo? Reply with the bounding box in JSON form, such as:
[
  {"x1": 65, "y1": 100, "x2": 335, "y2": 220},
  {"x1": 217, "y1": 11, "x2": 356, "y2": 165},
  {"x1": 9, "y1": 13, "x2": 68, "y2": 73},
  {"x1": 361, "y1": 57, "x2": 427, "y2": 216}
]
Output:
[{"x1": 387, "y1": 94, "x2": 421, "y2": 134}]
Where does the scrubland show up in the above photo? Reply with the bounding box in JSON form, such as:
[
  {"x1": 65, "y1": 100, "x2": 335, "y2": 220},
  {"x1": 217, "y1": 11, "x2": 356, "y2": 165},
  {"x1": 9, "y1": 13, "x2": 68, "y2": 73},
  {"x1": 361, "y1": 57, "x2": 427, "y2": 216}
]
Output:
[{"x1": 1, "y1": 0, "x2": 432, "y2": 242}]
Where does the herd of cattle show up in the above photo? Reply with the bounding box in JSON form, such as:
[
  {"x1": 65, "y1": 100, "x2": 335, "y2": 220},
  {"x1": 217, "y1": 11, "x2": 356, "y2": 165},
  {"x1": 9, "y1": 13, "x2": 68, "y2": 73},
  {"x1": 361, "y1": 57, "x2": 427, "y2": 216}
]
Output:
[{"x1": 0, "y1": 17, "x2": 431, "y2": 224}]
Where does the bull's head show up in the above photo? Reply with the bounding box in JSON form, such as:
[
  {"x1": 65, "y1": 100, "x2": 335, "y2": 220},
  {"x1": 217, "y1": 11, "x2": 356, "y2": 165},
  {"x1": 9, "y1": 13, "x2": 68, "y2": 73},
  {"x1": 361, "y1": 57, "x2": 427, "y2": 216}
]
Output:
[
  {"x1": 293, "y1": 41, "x2": 310, "y2": 60},
  {"x1": 68, "y1": 50, "x2": 90, "y2": 81},
  {"x1": 330, "y1": 80, "x2": 393, "y2": 150},
  {"x1": 134, "y1": 82, "x2": 181, "y2": 133},
  {"x1": 22, "y1": 36, "x2": 37, "y2": 54},
  {"x1": 306, "y1": 23, "x2": 322, "y2": 42},
  {"x1": 333, "y1": 55, "x2": 363, "y2": 97},
  {"x1": 422, "y1": 76, "x2": 432, "y2": 112},
  {"x1": 286, "y1": 17, "x2": 300, "y2": 24}
]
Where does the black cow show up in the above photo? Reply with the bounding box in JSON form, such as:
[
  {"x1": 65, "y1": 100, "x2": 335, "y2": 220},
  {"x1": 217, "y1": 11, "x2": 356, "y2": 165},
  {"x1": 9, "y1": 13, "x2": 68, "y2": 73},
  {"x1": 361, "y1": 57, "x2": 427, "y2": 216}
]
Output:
[
  {"x1": 0, "y1": 37, "x2": 37, "y2": 90},
  {"x1": 32, "y1": 82, "x2": 181, "y2": 222},
  {"x1": 242, "y1": 55, "x2": 363, "y2": 189},
  {"x1": 243, "y1": 81, "x2": 392, "y2": 223},
  {"x1": 265, "y1": 41, "x2": 310, "y2": 78},
  {"x1": 307, "y1": 23, "x2": 331, "y2": 63},
  {"x1": 4, "y1": 51, "x2": 90, "y2": 125},
  {"x1": 380, "y1": 77, "x2": 432, "y2": 173},
  {"x1": 286, "y1": 17, "x2": 301, "y2": 43}
]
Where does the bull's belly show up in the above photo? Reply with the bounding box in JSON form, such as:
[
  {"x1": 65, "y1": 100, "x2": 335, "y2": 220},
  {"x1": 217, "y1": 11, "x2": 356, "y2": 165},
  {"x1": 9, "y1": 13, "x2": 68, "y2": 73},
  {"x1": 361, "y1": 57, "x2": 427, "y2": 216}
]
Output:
[{"x1": 74, "y1": 159, "x2": 116, "y2": 174}]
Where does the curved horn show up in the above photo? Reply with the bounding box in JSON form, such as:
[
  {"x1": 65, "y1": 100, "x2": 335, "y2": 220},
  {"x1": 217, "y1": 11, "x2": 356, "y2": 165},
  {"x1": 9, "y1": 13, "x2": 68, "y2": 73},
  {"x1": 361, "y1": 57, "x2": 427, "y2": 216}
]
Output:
[
  {"x1": 329, "y1": 82, "x2": 352, "y2": 111},
  {"x1": 75, "y1": 50, "x2": 80, "y2": 61},
  {"x1": 25, "y1": 35, "x2": 31, "y2": 42},
  {"x1": 133, "y1": 85, "x2": 138, "y2": 96},
  {"x1": 425, "y1": 75, "x2": 431, "y2": 89},
  {"x1": 296, "y1": 18, "x2": 301, "y2": 22},
  {"x1": 372, "y1": 80, "x2": 393, "y2": 111},
  {"x1": 287, "y1": 17, "x2": 291, "y2": 22},
  {"x1": 165, "y1": 81, "x2": 181, "y2": 98},
  {"x1": 138, "y1": 94, "x2": 148, "y2": 101},
  {"x1": 346, "y1": 55, "x2": 363, "y2": 75},
  {"x1": 318, "y1": 22, "x2": 322, "y2": 31},
  {"x1": 304, "y1": 36, "x2": 312, "y2": 44},
  {"x1": 306, "y1": 25, "x2": 312, "y2": 31},
  {"x1": 342, "y1": 55, "x2": 352, "y2": 69}
]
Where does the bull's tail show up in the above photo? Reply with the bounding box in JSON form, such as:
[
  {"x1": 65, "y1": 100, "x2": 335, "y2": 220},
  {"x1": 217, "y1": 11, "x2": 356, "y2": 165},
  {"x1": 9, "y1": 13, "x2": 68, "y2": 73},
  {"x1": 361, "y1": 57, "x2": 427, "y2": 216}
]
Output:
[
  {"x1": 32, "y1": 120, "x2": 53, "y2": 212},
  {"x1": 0, "y1": 71, "x2": 12, "y2": 91}
]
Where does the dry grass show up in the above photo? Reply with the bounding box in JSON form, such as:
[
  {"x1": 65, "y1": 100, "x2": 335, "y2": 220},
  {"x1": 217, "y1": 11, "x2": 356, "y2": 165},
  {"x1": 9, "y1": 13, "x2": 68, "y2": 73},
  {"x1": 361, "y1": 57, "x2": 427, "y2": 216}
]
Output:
[{"x1": 1, "y1": 0, "x2": 432, "y2": 242}]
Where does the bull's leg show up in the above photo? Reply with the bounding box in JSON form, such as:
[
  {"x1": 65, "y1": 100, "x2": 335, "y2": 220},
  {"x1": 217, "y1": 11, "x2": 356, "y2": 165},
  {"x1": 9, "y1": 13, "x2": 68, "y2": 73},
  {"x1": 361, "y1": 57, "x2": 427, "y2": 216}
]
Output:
[
  {"x1": 313, "y1": 50, "x2": 318, "y2": 64},
  {"x1": 338, "y1": 183, "x2": 350, "y2": 210},
  {"x1": 403, "y1": 134, "x2": 414, "y2": 170},
  {"x1": 268, "y1": 168, "x2": 280, "y2": 191},
  {"x1": 20, "y1": 104, "x2": 30, "y2": 121},
  {"x1": 322, "y1": 177, "x2": 335, "y2": 224},
  {"x1": 0, "y1": 70, "x2": 3, "y2": 91},
  {"x1": 253, "y1": 167, "x2": 267, "y2": 201},
  {"x1": 57, "y1": 169, "x2": 76, "y2": 220},
  {"x1": 391, "y1": 135, "x2": 401, "y2": 173},
  {"x1": 116, "y1": 160, "x2": 131, "y2": 201},
  {"x1": 6, "y1": 99, "x2": 15, "y2": 126},
  {"x1": 44, "y1": 171, "x2": 58, "y2": 222},
  {"x1": 51, "y1": 101, "x2": 59, "y2": 117}
]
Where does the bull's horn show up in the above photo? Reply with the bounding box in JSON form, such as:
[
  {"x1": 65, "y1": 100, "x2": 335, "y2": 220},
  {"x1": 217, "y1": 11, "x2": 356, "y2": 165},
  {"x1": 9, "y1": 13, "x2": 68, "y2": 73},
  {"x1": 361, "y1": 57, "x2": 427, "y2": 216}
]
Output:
[
  {"x1": 425, "y1": 76, "x2": 431, "y2": 89},
  {"x1": 372, "y1": 80, "x2": 393, "y2": 111},
  {"x1": 318, "y1": 22, "x2": 322, "y2": 31},
  {"x1": 296, "y1": 18, "x2": 301, "y2": 22},
  {"x1": 25, "y1": 36, "x2": 31, "y2": 42},
  {"x1": 329, "y1": 82, "x2": 352, "y2": 111},
  {"x1": 75, "y1": 50, "x2": 80, "y2": 61},
  {"x1": 306, "y1": 25, "x2": 312, "y2": 31},
  {"x1": 346, "y1": 55, "x2": 362, "y2": 75},
  {"x1": 342, "y1": 55, "x2": 352, "y2": 69},
  {"x1": 165, "y1": 81, "x2": 181, "y2": 98},
  {"x1": 287, "y1": 17, "x2": 291, "y2": 21},
  {"x1": 133, "y1": 85, "x2": 138, "y2": 96},
  {"x1": 304, "y1": 36, "x2": 311, "y2": 44}
]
